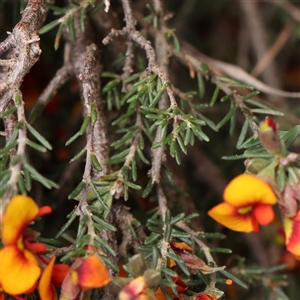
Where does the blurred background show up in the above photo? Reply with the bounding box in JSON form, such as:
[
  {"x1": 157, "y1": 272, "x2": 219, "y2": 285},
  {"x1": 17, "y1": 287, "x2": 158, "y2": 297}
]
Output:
[{"x1": 1, "y1": 1, "x2": 299, "y2": 299}]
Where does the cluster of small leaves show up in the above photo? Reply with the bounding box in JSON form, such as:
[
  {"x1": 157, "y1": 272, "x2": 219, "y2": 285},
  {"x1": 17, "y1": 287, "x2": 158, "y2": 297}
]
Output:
[
  {"x1": 54, "y1": 199, "x2": 118, "y2": 271},
  {"x1": 140, "y1": 211, "x2": 198, "y2": 297},
  {"x1": 142, "y1": 3, "x2": 180, "y2": 53},
  {"x1": 102, "y1": 72, "x2": 212, "y2": 168},
  {"x1": 39, "y1": 0, "x2": 104, "y2": 50},
  {"x1": 195, "y1": 67, "x2": 286, "y2": 138},
  {"x1": 229, "y1": 257, "x2": 290, "y2": 300},
  {"x1": 137, "y1": 210, "x2": 230, "y2": 298},
  {"x1": 0, "y1": 105, "x2": 58, "y2": 198},
  {"x1": 223, "y1": 124, "x2": 300, "y2": 162}
]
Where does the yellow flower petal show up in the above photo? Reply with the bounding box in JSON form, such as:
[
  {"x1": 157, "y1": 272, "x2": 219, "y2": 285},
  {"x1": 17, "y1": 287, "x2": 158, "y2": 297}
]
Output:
[
  {"x1": 224, "y1": 174, "x2": 276, "y2": 207},
  {"x1": 0, "y1": 246, "x2": 41, "y2": 295},
  {"x1": 2, "y1": 196, "x2": 39, "y2": 244},
  {"x1": 284, "y1": 211, "x2": 300, "y2": 258},
  {"x1": 208, "y1": 202, "x2": 253, "y2": 232},
  {"x1": 77, "y1": 256, "x2": 111, "y2": 290},
  {"x1": 39, "y1": 256, "x2": 58, "y2": 300}
]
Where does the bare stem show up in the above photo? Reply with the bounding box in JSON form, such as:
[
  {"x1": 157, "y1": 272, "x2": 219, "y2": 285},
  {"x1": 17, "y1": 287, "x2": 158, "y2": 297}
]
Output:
[
  {"x1": 0, "y1": 0, "x2": 45, "y2": 112},
  {"x1": 2, "y1": 92, "x2": 27, "y2": 205},
  {"x1": 30, "y1": 63, "x2": 74, "y2": 124}
]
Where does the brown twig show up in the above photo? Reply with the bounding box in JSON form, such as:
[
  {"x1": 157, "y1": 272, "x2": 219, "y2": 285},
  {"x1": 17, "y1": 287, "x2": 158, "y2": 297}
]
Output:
[
  {"x1": 102, "y1": 1, "x2": 178, "y2": 108},
  {"x1": 149, "y1": 0, "x2": 171, "y2": 186},
  {"x1": 176, "y1": 221, "x2": 224, "y2": 293},
  {"x1": 239, "y1": 1, "x2": 283, "y2": 104},
  {"x1": 252, "y1": 20, "x2": 295, "y2": 77},
  {"x1": 270, "y1": 0, "x2": 300, "y2": 23},
  {"x1": 30, "y1": 63, "x2": 74, "y2": 124},
  {"x1": 62, "y1": 13, "x2": 118, "y2": 283},
  {"x1": 175, "y1": 40, "x2": 300, "y2": 99},
  {"x1": 112, "y1": 202, "x2": 146, "y2": 256},
  {"x1": 175, "y1": 43, "x2": 260, "y2": 136},
  {"x1": 0, "y1": 0, "x2": 48, "y2": 205},
  {"x1": 120, "y1": 39, "x2": 134, "y2": 92},
  {"x1": 0, "y1": 0, "x2": 45, "y2": 112},
  {"x1": 110, "y1": 107, "x2": 143, "y2": 199},
  {"x1": 2, "y1": 92, "x2": 27, "y2": 205}
]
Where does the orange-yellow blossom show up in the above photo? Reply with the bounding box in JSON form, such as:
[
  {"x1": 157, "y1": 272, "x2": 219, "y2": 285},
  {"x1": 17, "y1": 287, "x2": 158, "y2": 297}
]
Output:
[
  {"x1": 60, "y1": 255, "x2": 111, "y2": 300},
  {"x1": 154, "y1": 276, "x2": 188, "y2": 300},
  {"x1": 208, "y1": 174, "x2": 277, "y2": 232},
  {"x1": 283, "y1": 211, "x2": 300, "y2": 259},
  {"x1": 39, "y1": 257, "x2": 58, "y2": 300},
  {"x1": 39, "y1": 256, "x2": 70, "y2": 300},
  {"x1": 0, "y1": 195, "x2": 52, "y2": 295}
]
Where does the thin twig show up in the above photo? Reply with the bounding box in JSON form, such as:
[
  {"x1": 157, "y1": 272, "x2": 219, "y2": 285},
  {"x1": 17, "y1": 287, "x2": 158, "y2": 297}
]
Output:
[
  {"x1": 102, "y1": 2, "x2": 178, "y2": 108},
  {"x1": 30, "y1": 63, "x2": 73, "y2": 123},
  {"x1": 0, "y1": 0, "x2": 47, "y2": 204},
  {"x1": 149, "y1": 0, "x2": 170, "y2": 185},
  {"x1": 175, "y1": 43, "x2": 260, "y2": 136},
  {"x1": 239, "y1": 1, "x2": 283, "y2": 104},
  {"x1": 252, "y1": 20, "x2": 295, "y2": 77},
  {"x1": 0, "y1": 0, "x2": 45, "y2": 112},
  {"x1": 2, "y1": 92, "x2": 27, "y2": 205},
  {"x1": 121, "y1": 40, "x2": 134, "y2": 92},
  {"x1": 110, "y1": 107, "x2": 143, "y2": 198},
  {"x1": 270, "y1": 0, "x2": 300, "y2": 23},
  {"x1": 112, "y1": 202, "x2": 146, "y2": 256},
  {"x1": 176, "y1": 221, "x2": 220, "y2": 289},
  {"x1": 175, "y1": 40, "x2": 300, "y2": 99}
]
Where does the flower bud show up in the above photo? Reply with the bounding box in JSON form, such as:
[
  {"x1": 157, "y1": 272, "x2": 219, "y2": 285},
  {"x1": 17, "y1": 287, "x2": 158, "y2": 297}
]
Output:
[
  {"x1": 280, "y1": 178, "x2": 300, "y2": 218},
  {"x1": 128, "y1": 254, "x2": 147, "y2": 276},
  {"x1": 143, "y1": 269, "x2": 161, "y2": 287},
  {"x1": 259, "y1": 117, "x2": 281, "y2": 155},
  {"x1": 244, "y1": 158, "x2": 270, "y2": 174}
]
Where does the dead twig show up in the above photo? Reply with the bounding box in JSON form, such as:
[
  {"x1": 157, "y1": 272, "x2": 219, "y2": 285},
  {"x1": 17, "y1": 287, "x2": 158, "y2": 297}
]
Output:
[{"x1": 252, "y1": 20, "x2": 295, "y2": 77}]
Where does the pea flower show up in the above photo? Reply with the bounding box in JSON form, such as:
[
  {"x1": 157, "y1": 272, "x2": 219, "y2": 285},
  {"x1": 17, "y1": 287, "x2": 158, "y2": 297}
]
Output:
[
  {"x1": 154, "y1": 276, "x2": 188, "y2": 300},
  {"x1": 0, "y1": 195, "x2": 52, "y2": 295},
  {"x1": 283, "y1": 211, "x2": 300, "y2": 259},
  {"x1": 259, "y1": 116, "x2": 281, "y2": 154},
  {"x1": 208, "y1": 174, "x2": 277, "y2": 232},
  {"x1": 39, "y1": 256, "x2": 71, "y2": 300},
  {"x1": 60, "y1": 255, "x2": 111, "y2": 300}
]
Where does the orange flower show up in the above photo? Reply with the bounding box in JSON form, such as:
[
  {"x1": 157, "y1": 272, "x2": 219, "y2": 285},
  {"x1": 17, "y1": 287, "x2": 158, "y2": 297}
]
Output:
[
  {"x1": 60, "y1": 255, "x2": 111, "y2": 299},
  {"x1": 0, "y1": 195, "x2": 52, "y2": 295},
  {"x1": 170, "y1": 242, "x2": 193, "y2": 251},
  {"x1": 154, "y1": 276, "x2": 188, "y2": 300},
  {"x1": 208, "y1": 174, "x2": 276, "y2": 232},
  {"x1": 283, "y1": 211, "x2": 300, "y2": 259},
  {"x1": 195, "y1": 293, "x2": 217, "y2": 300},
  {"x1": 39, "y1": 256, "x2": 70, "y2": 300},
  {"x1": 39, "y1": 257, "x2": 58, "y2": 300}
]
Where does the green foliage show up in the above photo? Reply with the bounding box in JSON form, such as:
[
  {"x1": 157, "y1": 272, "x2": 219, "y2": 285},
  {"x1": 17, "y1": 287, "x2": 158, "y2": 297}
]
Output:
[{"x1": 1, "y1": 0, "x2": 299, "y2": 299}]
